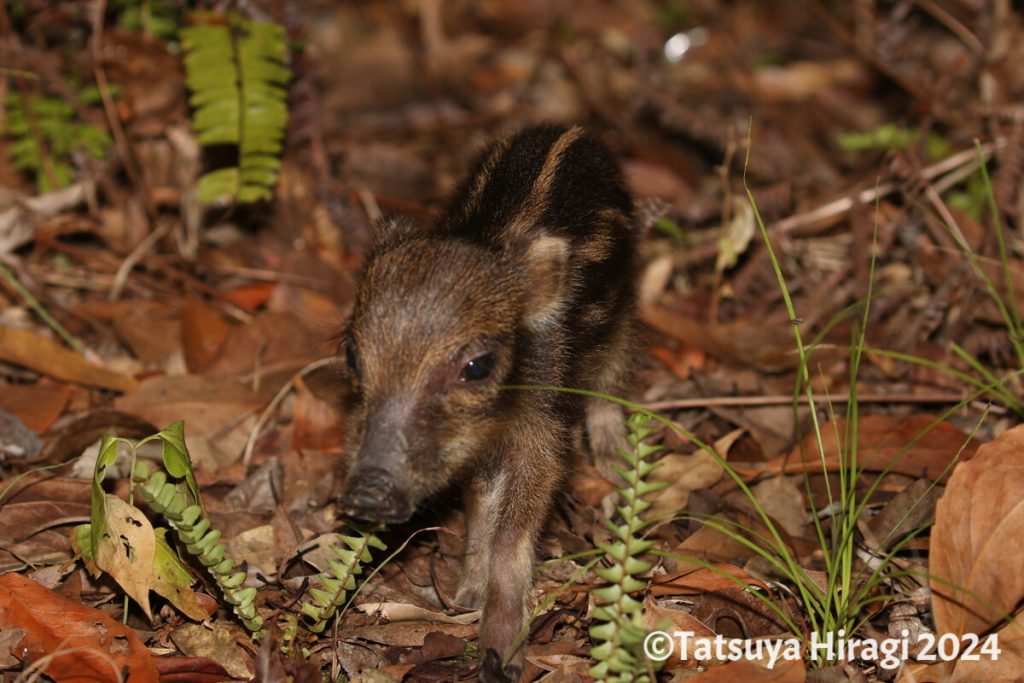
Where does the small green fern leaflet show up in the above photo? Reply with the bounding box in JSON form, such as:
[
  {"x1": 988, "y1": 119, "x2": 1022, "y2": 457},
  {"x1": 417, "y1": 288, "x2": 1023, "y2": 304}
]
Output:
[
  {"x1": 3, "y1": 92, "x2": 110, "y2": 192},
  {"x1": 301, "y1": 528, "x2": 387, "y2": 634},
  {"x1": 132, "y1": 460, "x2": 265, "y2": 635},
  {"x1": 181, "y1": 12, "x2": 290, "y2": 203},
  {"x1": 590, "y1": 412, "x2": 668, "y2": 683}
]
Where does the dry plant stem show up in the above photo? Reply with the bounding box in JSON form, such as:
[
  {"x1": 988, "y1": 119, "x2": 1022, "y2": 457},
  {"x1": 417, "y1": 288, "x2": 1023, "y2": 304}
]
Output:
[
  {"x1": 773, "y1": 141, "x2": 1003, "y2": 235},
  {"x1": 109, "y1": 222, "x2": 172, "y2": 301},
  {"x1": 913, "y1": 0, "x2": 985, "y2": 55},
  {"x1": 0, "y1": 259, "x2": 86, "y2": 355},
  {"x1": 680, "y1": 139, "x2": 1004, "y2": 266},
  {"x1": 88, "y1": 0, "x2": 149, "y2": 210},
  {"x1": 242, "y1": 357, "x2": 337, "y2": 465},
  {"x1": 641, "y1": 391, "x2": 973, "y2": 411}
]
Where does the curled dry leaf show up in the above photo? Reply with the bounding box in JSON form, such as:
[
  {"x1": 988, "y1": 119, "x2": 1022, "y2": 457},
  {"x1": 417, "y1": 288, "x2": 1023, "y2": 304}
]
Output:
[
  {"x1": 0, "y1": 572, "x2": 159, "y2": 682},
  {"x1": 92, "y1": 494, "x2": 157, "y2": 620},
  {"x1": 649, "y1": 428, "x2": 740, "y2": 520},
  {"x1": 0, "y1": 327, "x2": 136, "y2": 392},
  {"x1": 931, "y1": 424, "x2": 1024, "y2": 639}
]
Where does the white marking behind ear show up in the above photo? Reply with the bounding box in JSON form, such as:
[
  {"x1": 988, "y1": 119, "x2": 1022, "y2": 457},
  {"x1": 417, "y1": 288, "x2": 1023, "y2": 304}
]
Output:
[{"x1": 522, "y1": 235, "x2": 571, "y2": 331}]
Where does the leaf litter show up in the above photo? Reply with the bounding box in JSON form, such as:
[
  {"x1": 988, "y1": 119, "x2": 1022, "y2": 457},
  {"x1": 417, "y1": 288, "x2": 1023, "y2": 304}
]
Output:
[{"x1": 0, "y1": 1, "x2": 1022, "y2": 681}]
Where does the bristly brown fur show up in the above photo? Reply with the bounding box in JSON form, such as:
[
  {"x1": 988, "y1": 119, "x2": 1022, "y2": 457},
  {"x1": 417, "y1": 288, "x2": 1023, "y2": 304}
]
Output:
[{"x1": 336, "y1": 125, "x2": 636, "y2": 682}]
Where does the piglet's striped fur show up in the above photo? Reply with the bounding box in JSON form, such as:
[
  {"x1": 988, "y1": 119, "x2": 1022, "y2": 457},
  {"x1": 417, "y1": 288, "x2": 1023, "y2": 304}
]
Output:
[{"x1": 337, "y1": 125, "x2": 637, "y2": 682}]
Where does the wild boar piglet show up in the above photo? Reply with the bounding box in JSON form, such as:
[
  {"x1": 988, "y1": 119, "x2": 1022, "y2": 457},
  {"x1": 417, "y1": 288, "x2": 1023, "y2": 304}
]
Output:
[{"x1": 337, "y1": 124, "x2": 636, "y2": 682}]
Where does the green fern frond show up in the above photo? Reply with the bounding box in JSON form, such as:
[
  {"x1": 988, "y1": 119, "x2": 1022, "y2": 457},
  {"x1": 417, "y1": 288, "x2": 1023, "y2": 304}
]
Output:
[
  {"x1": 589, "y1": 412, "x2": 667, "y2": 683},
  {"x1": 2, "y1": 92, "x2": 110, "y2": 192},
  {"x1": 301, "y1": 528, "x2": 387, "y2": 634},
  {"x1": 181, "y1": 12, "x2": 291, "y2": 204},
  {"x1": 132, "y1": 459, "x2": 265, "y2": 635}
]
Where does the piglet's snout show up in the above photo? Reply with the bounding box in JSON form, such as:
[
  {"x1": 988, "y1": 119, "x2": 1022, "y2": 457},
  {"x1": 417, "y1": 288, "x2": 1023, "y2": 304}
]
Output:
[{"x1": 341, "y1": 466, "x2": 413, "y2": 523}]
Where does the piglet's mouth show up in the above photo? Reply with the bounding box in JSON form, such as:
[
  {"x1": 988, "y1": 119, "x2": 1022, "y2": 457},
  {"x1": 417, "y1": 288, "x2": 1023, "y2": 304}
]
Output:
[{"x1": 340, "y1": 468, "x2": 415, "y2": 524}]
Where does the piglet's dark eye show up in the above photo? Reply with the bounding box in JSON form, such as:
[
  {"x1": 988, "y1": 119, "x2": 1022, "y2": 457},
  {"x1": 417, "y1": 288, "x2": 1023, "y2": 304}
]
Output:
[
  {"x1": 345, "y1": 342, "x2": 359, "y2": 375},
  {"x1": 460, "y1": 352, "x2": 495, "y2": 382}
]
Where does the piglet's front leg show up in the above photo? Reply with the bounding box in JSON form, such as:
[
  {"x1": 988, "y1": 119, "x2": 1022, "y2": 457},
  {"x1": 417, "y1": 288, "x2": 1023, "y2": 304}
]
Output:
[{"x1": 474, "y1": 424, "x2": 566, "y2": 683}]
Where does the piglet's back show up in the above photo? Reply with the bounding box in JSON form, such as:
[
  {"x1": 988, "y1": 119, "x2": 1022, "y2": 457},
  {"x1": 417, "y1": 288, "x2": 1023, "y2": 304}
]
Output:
[{"x1": 440, "y1": 125, "x2": 636, "y2": 354}]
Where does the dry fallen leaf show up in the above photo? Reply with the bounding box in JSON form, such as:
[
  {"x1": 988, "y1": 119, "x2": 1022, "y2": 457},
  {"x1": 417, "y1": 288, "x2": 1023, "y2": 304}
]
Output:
[
  {"x1": 931, "y1": 424, "x2": 1024, "y2": 639},
  {"x1": 292, "y1": 374, "x2": 343, "y2": 451},
  {"x1": 688, "y1": 657, "x2": 806, "y2": 683},
  {"x1": 736, "y1": 415, "x2": 975, "y2": 482},
  {"x1": 92, "y1": 494, "x2": 156, "y2": 620},
  {"x1": 749, "y1": 475, "x2": 806, "y2": 538},
  {"x1": 649, "y1": 428, "x2": 740, "y2": 519},
  {"x1": 0, "y1": 327, "x2": 136, "y2": 392},
  {"x1": 181, "y1": 294, "x2": 232, "y2": 373},
  {"x1": 169, "y1": 622, "x2": 252, "y2": 680},
  {"x1": 0, "y1": 572, "x2": 159, "y2": 682},
  {"x1": 0, "y1": 382, "x2": 71, "y2": 433}
]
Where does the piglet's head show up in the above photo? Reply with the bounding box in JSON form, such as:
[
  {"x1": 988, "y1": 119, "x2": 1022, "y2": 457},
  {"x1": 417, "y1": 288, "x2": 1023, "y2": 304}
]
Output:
[{"x1": 337, "y1": 230, "x2": 569, "y2": 524}]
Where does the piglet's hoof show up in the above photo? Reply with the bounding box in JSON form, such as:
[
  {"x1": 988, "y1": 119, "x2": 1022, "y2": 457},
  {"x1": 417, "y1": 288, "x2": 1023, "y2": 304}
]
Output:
[{"x1": 479, "y1": 648, "x2": 521, "y2": 683}]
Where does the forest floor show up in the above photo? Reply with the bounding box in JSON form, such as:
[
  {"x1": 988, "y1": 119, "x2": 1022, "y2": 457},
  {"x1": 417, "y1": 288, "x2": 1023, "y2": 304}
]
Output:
[{"x1": 1, "y1": 1, "x2": 1023, "y2": 682}]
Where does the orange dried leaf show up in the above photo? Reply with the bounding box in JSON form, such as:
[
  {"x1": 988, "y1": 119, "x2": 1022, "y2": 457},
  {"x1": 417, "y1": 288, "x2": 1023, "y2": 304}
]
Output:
[
  {"x1": 738, "y1": 415, "x2": 974, "y2": 481},
  {"x1": 0, "y1": 327, "x2": 136, "y2": 392},
  {"x1": 0, "y1": 572, "x2": 159, "y2": 682},
  {"x1": 181, "y1": 294, "x2": 232, "y2": 373},
  {"x1": 931, "y1": 424, "x2": 1024, "y2": 639},
  {"x1": 0, "y1": 382, "x2": 70, "y2": 433}
]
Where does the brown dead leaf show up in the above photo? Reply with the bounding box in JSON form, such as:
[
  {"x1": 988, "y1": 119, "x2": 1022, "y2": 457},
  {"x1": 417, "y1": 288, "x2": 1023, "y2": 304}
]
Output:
[
  {"x1": 181, "y1": 294, "x2": 232, "y2": 373},
  {"x1": 93, "y1": 495, "x2": 156, "y2": 620},
  {"x1": 749, "y1": 476, "x2": 806, "y2": 538},
  {"x1": 735, "y1": 415, "x2": 975, "y2": 482},
  {"x1": 0, "y1": 572, "x2": 159, "y2": 682},
  {"x1": 169, "y1": 622, "x2": 252, "y2": 680},
  {"x1": 639, "y1": 305, "x2": 799, "y2": 372},
  {"x1": 349, "y1": 621, "x2": 478, "y2": 647},
  {"x1": 77, "y1": 299, "x2": 182, "y2": 366},
  {"x1": 650, "y1": 429, "x2": 739, "y2": 519},
  {"x1": 688, "y1": 657, "x2": 806, "y2": 683},
  {"x1": 674, "y1": 524, "x2": 759, "y2": 565},
  {"x1": 224, "y1": 282, "x2": 276, "y2": 311},
  {"x1": 948, "y1": 619, "x2": 1024, "y2": 683},
  {"x1": 643, "y1": 594, "x2": 715, "y2": 671},
  {"x1": 0, "y1": 495, "x2": 89, "y2": 571},
  {"x1": 567, "y1": 463, "x2": 616, "y2": 507},
  {"x1": 113, "y1": 302, "x2": 182, "y2": 365},
  {"x1": 0, "y1": 382, "x2": 70, "y2": 433},
  {"x1": 0, "y1": 327, "x2": 136, "y2": 392},
  {"x1": 114, "y1": 374, "x2": 278, "y2": 455},
  {"x1": 651, "y1": 563, "x2": 769, "y2": 597},
  {"x1": 202, "y1": 312, "x2": 318, "y2": 377},
  {"x1": 897, "y1": 620, "x2": 1024, "y2": 683},
  {"x1": 292, "y1": 374, "x2": 343, "y2": 451},
  {"x1": 931, "y1": 424, "x2": 1024, "y2": 639}
]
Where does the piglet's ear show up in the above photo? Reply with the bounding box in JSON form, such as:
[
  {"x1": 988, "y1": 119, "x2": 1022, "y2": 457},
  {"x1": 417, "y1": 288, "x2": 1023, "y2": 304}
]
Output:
[
  {"x1": 371, "y1": 216, "x2": 421, "y2": 251},
  {"x1": 519, "y1": 235, "x2": 570, "y2": 330}
]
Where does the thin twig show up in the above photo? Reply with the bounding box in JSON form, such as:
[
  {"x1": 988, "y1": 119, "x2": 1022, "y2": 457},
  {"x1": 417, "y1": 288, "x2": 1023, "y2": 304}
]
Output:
[
  {"x1": 914, "y1": 0, "x2": 985, "y2": 56},
  {"x1": 770, "y1": 140, "x2": 1003, "y2": 236},
  {"x1": 89, "y1": 0, "x2": 148, "y2": 201},
  {"x1": 109, "y1": 221, "x2": 172, "y2": 301},
  {"x1": 640, "y1": 392, "x2": 974, "y2": 412}
]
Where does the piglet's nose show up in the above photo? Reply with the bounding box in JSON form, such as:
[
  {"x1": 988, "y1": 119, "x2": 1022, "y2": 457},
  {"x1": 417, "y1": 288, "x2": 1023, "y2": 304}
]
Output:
[{"x1": 341, "y1": 467, "x2": 409, "y2": 523}]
